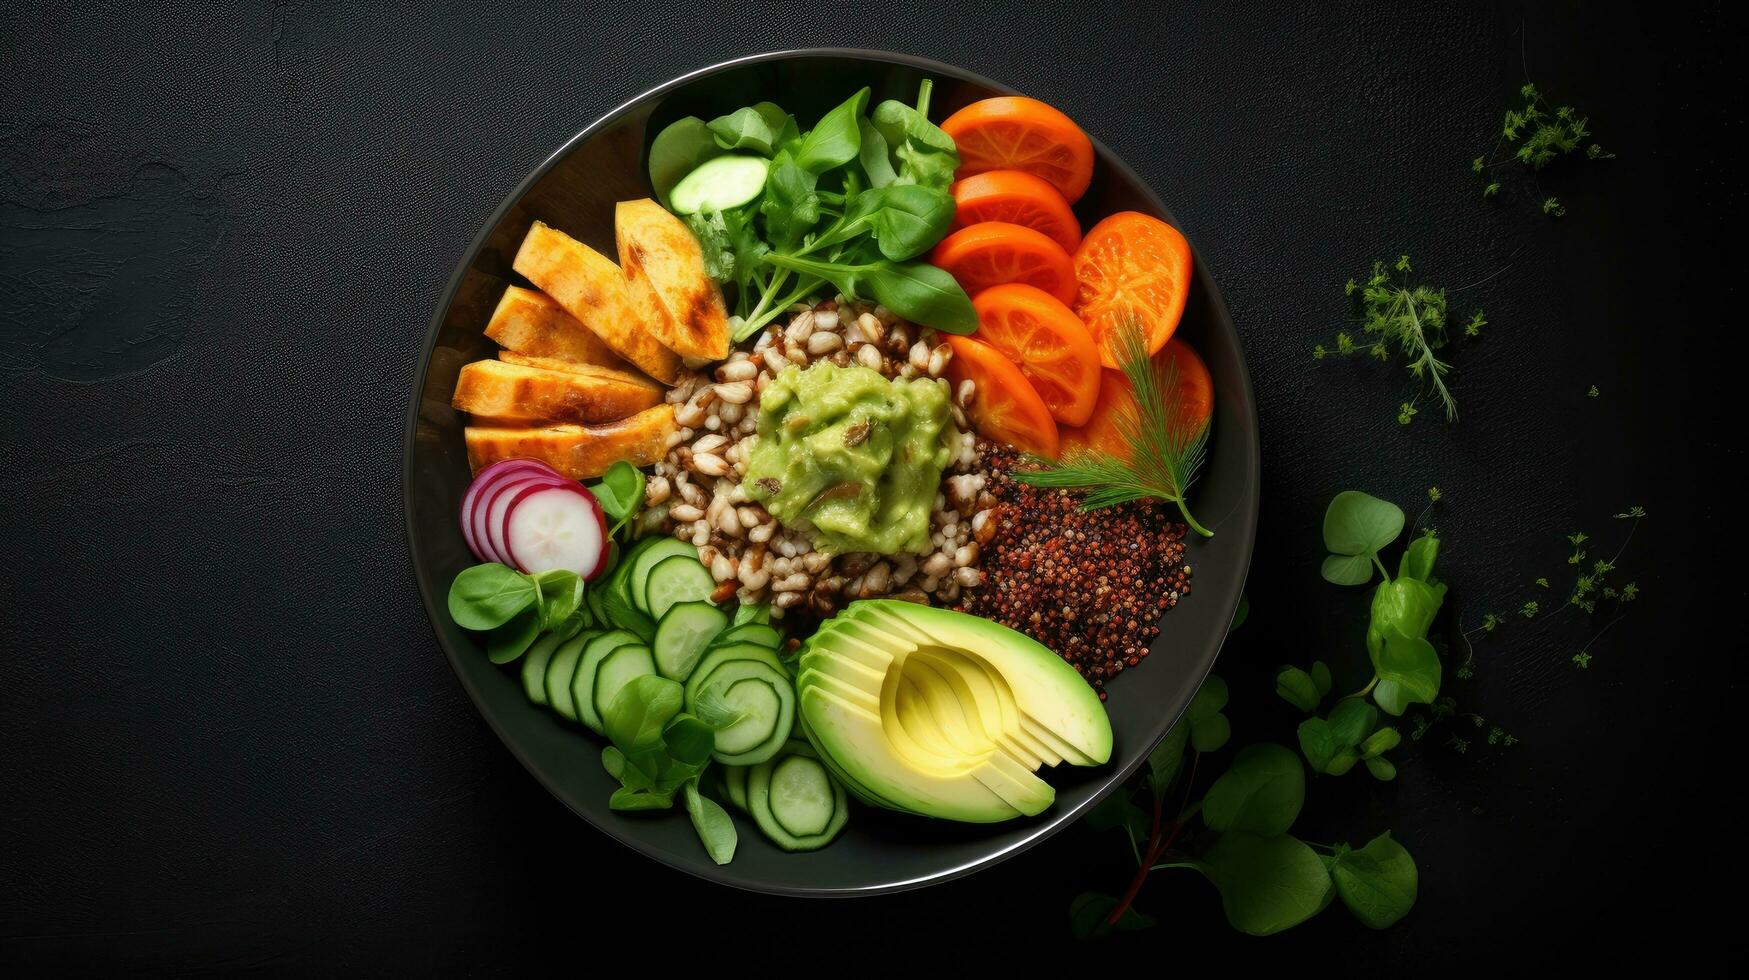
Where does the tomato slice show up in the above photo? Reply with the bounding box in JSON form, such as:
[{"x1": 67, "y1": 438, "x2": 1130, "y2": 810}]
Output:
[
  {"x1": 1060, "y1": 339, "x2": 1213, "y2": 459},
  {"x1": 930, "y1": 222, "x2": 1077, "y2": 305},
  {"x1": 944, "y1": 334, "x2": 1060, "y2": 459},
  {"x1": 950, "y1": 170, "x2": 1082, "y2": 254},
  {"x1": 941, "y1": 97, "x2": 1095, "y2": 203},
  {"x1": 1072, "y1": 211, "x2": 1194, "y2": 369},
  {"x1": 970, "y1": 284, "x2": 1101, "y2": 427}
]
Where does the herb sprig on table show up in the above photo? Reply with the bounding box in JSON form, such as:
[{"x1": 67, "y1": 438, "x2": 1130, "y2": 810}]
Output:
[
  {"x1": 1313, "y1": 256, "x2": 1484, "y2": 424},
  {"x1": 1473, "y1": 82, "x2": 1613, "y2": 215},
  {"x1": 1016, "y1": 321, "x2": 1213, "y2": 535}
]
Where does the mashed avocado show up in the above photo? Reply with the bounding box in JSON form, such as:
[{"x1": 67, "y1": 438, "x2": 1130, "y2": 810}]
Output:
[{"x1": 743, "y1": 362, "x2": 954, "y2": 555}]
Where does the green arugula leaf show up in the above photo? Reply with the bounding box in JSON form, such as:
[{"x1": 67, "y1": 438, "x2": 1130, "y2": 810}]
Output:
[{"x1": 1195, "y1": 832, "x2": 1335, "y2": 936}]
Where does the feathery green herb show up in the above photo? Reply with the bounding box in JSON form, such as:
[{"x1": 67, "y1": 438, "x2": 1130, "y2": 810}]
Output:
[
  {"x1": 1314, "y1": 256, "x2": 1482, "y2": 424},
  {"x1": 1472, "y1": 83, "x2": 1613, "y2": 213},
  {"x1": 1014, "y1": 320, "x2": 1212, "y2": 535}
]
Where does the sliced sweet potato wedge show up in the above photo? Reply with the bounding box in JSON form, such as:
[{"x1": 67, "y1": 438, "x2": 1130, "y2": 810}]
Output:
[
  {"x1": 484, "y1": 285, "x2": 633, "y2": 372},
  {"x1": 496, "y1": 350, "x2": 658, "y2": 390},
  {"x1": 512, "y1": 221, "x2": 682, "y2": 384},
  {"x1": 452, "y1": 359, "x2": 663, "y2": 425},
  {"x1": 464, "y1": 405, "x2": 678, "y2": 479},
  {"x1": 615, "y1": 199, "x2": 730, "y2": 361}
]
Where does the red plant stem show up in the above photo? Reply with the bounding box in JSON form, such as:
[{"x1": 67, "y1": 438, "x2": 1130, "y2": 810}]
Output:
[{"x1": 1107, "y1": 793, "x2": 1188, "y2": 926}]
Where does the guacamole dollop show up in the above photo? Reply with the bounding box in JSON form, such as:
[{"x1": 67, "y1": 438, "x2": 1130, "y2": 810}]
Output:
[{"x1": 743, "y1": 362, "x2": 954, "y2": 555}]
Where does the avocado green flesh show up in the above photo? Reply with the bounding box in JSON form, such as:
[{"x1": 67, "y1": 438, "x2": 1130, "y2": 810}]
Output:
[
  {"x1": 795, "y1": 601, "x2": 1114, "y2": 824},
  {"x1": 743, "y1": 363, "x2": 953, "y2": 555}
]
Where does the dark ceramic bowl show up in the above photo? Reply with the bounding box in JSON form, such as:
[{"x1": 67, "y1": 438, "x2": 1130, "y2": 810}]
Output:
[{"x1": 404, "y1": 49, "x2": 1259, "y2": 896}]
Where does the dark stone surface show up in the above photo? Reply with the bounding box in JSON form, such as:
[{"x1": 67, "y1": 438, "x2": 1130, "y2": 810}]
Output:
[{"x1": 1, "y1": 0, "x2": 1735, "y2": 970}]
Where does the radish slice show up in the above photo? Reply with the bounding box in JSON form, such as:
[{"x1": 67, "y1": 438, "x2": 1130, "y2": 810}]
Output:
[
  {"x1": 460, "y1": 458, "x2": 559, "y2": 562},
  {"x1": 503, "y1": 483, "x2": 610, "y2": 579},
  {"x1": 475, "y1": 474, "x2": 559, "y2": 565},
  {"x1": 483, "y1": 474, "x2": 567, "y2": 566}
]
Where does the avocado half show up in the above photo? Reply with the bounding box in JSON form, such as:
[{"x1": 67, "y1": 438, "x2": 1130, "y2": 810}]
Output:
[{"x1": 795, "y1": 600, "x2": 1113, "y2": 824}]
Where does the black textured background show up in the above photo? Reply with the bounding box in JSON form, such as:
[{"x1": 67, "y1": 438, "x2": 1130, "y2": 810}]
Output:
[{"x1": 2, "y1": 0, "x2": 1738, "y2": 971}]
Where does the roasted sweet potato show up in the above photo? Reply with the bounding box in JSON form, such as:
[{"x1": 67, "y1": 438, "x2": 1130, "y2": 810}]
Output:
[
  {"x1": 464, "y1": 405, "x2": 678, "y2": 479},
  {"x1": 452, "y1": 359, "x2": 662, "y2": 425},
  {"x1": 512, "y1": 221, "x2": 682, "y2": 384},
  {"x1": 495, "y1": 351, "x2": 658, "y2": 390},
  {"x1": 615, "y1": 199, "x2": 730, "y2": 361},
  {"x1": 484, "y1": 285, "x2": 632, "y2": 372}
]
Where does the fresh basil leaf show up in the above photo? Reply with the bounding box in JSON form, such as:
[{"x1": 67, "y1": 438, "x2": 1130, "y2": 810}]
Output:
[
  {"x1": 1199, "y1": 832, "x2": 1335, "y2": 936},
  {"x1": 708, "y1": 102, "x2": 793, "y2": 156},
  {"x1": 690, "y1": 686, "x2": 750, "y2": 730},
  {"x1": 1371, "y1": 629, "x2": 1441, "y2": 716},
  {"x1": 604, "y1": 675, "x2": 685, "y2": 752},
  {"x1": 485, "y1": 606, "x2": 541, "y2": 664},
  {"x1": 1359, "y1": 726, "x2": 1401, "y2": 758},
  {"x1": 1327, "y1": 698, "x2": 1378, "y2": 749},
  {"x1": 649, "y1": 116, "x2": 726, "y2": 207},
  {"x1": 683, "y1": 779, "x2": 738, "y2": 865},
  {"x1": 1322, "y1": 490, "x2": 1405, "y2": 558},
  {"x1": 609, "y1": 785, "x2": 676, "y2": 810},
  {"x1": 1202, "y1": 743, "x2": 1305, "y2": 837},
  {"x1": 531, "y1": 569, "x2": 583, "y2": 631},
  {"x1": 1398, "y1": 533, "x2": 1440, "y2": 582},
  {"x1": 862, "y1": 184, "x2": 955, "y2": 261},
  {"x1": 1068, "y1": 892, "x2": 1157, "y2": 940},
  {"x1": 662, "y1": 713, "x2": 716, "y2": 768},
  {"x1": 598, "y1": 461, "x2": 645, "y2": 523},
  {"x1": 1274, "y1": 666, "x2": 1322, "y2": 712},
  {"x1": 447, "y1": 563, "x2": 540, "y2": 630},
  {"x1": 1370, "y1": 577, "x2": 1446, "y2": 642},
  {"x1": 1330, "y1": 832, "x2": 1418, "y2": 928},
  {"x1": 602, "y1": 745, "x2": 628, "y2": 781},
  {"x1": 858, "y1": 117, "x2": 897, "y2": 188},
  {"x1": 794, "y1": 87, "x2": 868, "y2": 174},
  {"x1": 870, "y1": 96, "x2": 960, "y2": 190},
  {"x1": 1320, "y1": 552, "x2": 1375, "y2": 586},
  {"x1": 862, "y1": 261, "x2": 977, "y2": 333},
  {"x1": 759, "y1": 150, "x2": 820, "y2": 251}
]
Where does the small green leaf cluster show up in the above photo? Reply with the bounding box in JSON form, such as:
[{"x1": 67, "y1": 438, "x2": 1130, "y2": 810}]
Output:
[
  {"x1": 1313, "y1": 257, "x2": 1480, "y2": 423},
  {"x1": 588, "y1": 460, "x2": 646, "y2": 546},
  {"x1": 652, "y1": 81, "x2": 974, "y2": 340},
  {"x1": 447, "y1": 563, "x2": 591, "y2": 663},
  {"x1": 1075, "y1": 674, "x2": 1417, "y2": 938},
  {"x1": 1278, "y1": 664, "x2": 1403, "y2": 781},
  {"x1": 1473, "y1": 83, "x2": 1613, "y2": 213},
  {"x1": 599, "y1": 675, "x2": 737, "y2": 863}
]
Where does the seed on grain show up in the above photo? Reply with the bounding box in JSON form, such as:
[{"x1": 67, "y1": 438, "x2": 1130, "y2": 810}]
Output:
[
  {"x1": 741, "y1": 565, "x2": 771, "y2": 591},
  {"x1": 690, "y1": 521, "x2": 710, "y2": 546},
  {"x1": 951, "y1": 405, "x2": 969, "y2": 429},
  {"x1": 909, "y1": 340, "x2": 931, "y2": 372},
  {"x1": 748, "y1": 523, "x2": 774, "y2": 543},
  {"x1": 956, "y1": 379, "x2": 976, "y2": 407},
  {"x1": 711, "y1": 554, "x2": 736, "y2": 582},
  {"x1": 922, "y1": 552, "x2": 953, "y2": 578},
  {"x1": 693, "y1": 453, "x2": 729, "y2": 477},
  {"x1": 645, "y1": 475, "x2": 671, "y2": 505},
  {"x1": 856, "y1": 344, "x2": 883, "y2": 370},
  {"x1": 670, "y1": 502, "x2": 703, "y2": 523},
  {"x1": 802, "y1": 552, "x2": 830, "y2": 574},
  {"x1": 714, "y1": 382, "x2": 753, "y2": 405},
  {"x1": 814, "y1": 309, "x2": 840, "y2": 331},
  {"x1": 805, "y1": 330, "x2": 843, "y2": 356},
  {"x1": 718, "y1": 401, "x2": 744, "y2": 425},
  {"x1": 856, "y1": 312, "x2": 884, "y2": 344},
  {"x1": 785, "y1": 343, "x2": 808, "y2": 365},
  {"x1": 664, "y1": 428, "x2": 687, "y2": 450},
  {"x1": 773, "y1": 573, "x2": 810, "y2": 593},
  {"x1": 753, "y1": 329, "x2": 777, "y2": 353},
  {"x1": 785, "y1": 310, "x2": 816, "y2": 343},
  {"x1": 692, "y1": 433, "x2": 728, "y2": 456},
  {"x1": 774, "y1": 590, "x2": 805, "y2": 609},
  {"x1": 718, "y1": 358, "x2": 758, "y2": 383},
  {"x1": 941, "y1": 581, "x2": 962, "y2": 603},
  {"x1": 862, "y1": 561, "x2": 890, "y2": 596},
  {"x1": 738, "y1": 505, "x2": 766, "y2": 528},
  {"x1": 955, "y1": 542, "x2": 979, "y2": 567},
  {"x1": 927, "y1": 343, "x2": 951, "y2": 377},
  {"x1": 763, "y1": 346, "x2": 789, "y2": 374}
]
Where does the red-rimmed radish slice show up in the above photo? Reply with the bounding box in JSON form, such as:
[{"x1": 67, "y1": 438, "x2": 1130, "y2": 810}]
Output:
[
  {"x1": 460, "y1": 458, "x2": 560, "y2": 562},
  {"x1": 503, "y1": 483, "x2": 610, "y2": 579},
  {"x1": 482, "y1": 474, "x2": 567, "y2": 566}
]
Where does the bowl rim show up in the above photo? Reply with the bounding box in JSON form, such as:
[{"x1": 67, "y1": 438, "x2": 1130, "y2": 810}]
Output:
[{"x1": 403, "y1": 46, "x2": 1261, "y2": 897}]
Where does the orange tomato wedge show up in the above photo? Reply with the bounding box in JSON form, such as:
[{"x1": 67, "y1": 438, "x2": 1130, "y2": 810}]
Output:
[
  {"x1": 930, "y1": 222, "x2": 1077, "y2": 305},
  {"x1": 1072, "y1": 211, "x2": 1194, "y2": 369},
  {"x1": 950, "y1": 170, "x2": 1082, "y2": 254},
  {"x1": 944, "y1": 334, "x2": 1060, "y2": 459},
  {"x1": 970, "y1": 284, "x2": 1102, "y2": 427},
  {"x1": 1060, "y1": 339, "x2": 1213, "y2": 460},
  {"x1": 941, "y1": 97, "x2": 1095, "y2": 203}
]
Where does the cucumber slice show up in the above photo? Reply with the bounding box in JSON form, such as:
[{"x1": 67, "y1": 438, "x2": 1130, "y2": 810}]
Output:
[
  {"x1": 520, "y1": 633, "x2": 566, "y2": 706},
  {"x1": 645, "y1": 554, "x2": 716, "y2": 621},
  {"x1": 544, "y1": 635, "x2": 590, "y2": 722},
  {"x1": 669, "y1": 155, "x2": 770, "y2": 214},
  {"x1": 592, "y1": 645, "x2": 657, "y2": 723},
  {"x1": 572, "y1": 629, "x2": 641, "y2": 733},
  {"x1": 746, "y1": 743, "x2": 849, "y2": 852},
  {"x1": 684, "y1": 642, "x2": 795, "y2": 766},
  {"x1": 723, "y1": 765, "x2": 749, "y2": 812},
  {"x1": 629, "y1": 538, "x2": 698, "y2": 614},
  {"x1": 654, "y1": 600, "x2": 729, "y2": 681},
  {"x1": 715, "y1": 623, "x2": 781, "y2": 651}
]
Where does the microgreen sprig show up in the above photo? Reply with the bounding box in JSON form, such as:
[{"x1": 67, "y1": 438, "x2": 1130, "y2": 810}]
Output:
[
  {"x1": 1014, "y1": 320, "x2": 1212, "y2": 535},
  {"x1": 1472, "y1": 82, "x2": 1613, "y2": 214}
]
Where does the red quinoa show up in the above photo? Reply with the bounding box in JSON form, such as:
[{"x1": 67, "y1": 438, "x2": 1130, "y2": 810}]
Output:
[{"x1": 953, "y1": 443, "x2": 1192, "y2": 699}]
